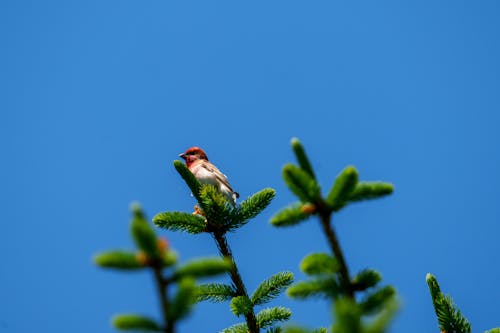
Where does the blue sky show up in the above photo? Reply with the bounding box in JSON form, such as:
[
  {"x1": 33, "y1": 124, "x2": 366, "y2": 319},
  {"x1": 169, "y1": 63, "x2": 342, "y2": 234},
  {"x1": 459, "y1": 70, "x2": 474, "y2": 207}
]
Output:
[{"x1": 1, "y1": 1, "x2": 499, "y2": 332}]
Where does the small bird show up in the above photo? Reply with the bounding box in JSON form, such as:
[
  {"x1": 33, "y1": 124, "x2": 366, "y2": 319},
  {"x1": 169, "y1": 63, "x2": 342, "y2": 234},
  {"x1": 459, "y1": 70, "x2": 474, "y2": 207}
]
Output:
[{"x1": 179, "y1": 147, "x2": 239, "y2": 207}]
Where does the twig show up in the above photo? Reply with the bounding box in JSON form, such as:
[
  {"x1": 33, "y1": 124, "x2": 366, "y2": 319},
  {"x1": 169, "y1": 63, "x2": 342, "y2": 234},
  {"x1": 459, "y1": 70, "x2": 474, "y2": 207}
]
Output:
[
  {"x1": 213, "y1": 231, "x2": 259, "y2": 333},
  {"x1": 319, "y1": 211, "x2": 353, "y2": 298},
  {"x1": 153, "y1": 266, "x2": 173, "y2": 333}
]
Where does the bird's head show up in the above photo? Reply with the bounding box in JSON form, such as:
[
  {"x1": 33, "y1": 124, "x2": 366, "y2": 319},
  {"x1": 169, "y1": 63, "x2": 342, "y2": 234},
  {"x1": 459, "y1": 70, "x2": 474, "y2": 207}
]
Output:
[{"x1": 179, "y1": 146, "x2": 209, "y2": 167}]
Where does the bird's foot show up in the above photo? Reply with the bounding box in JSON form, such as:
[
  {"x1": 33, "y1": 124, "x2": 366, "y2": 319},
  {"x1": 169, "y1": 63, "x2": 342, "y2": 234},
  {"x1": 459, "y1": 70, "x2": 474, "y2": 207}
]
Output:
[{"x1": 192, "y1": 205, "x2": 205, "y2": 216}]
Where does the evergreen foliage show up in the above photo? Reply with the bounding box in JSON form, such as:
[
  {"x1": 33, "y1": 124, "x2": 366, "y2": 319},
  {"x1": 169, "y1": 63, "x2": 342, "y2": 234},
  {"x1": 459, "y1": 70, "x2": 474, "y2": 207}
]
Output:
[
  {"x1": 173, "y1": 257, "x2": 233, "y2": 280},
  {"x1": 173, "y1": 160, "x2": 202, "y2": 202},
  {"x1": 231, "y1": 188, "x2": 276, "y2": 230},
  {"x1": 274, "y1": 138, "x2": 397, "y2": 333},
  {"x1": 325, "y1": 166, "x2": 359, "y2": 211},
  {"x1": 291, "y1": 137, "x2": 316, "y2": 180},
  {"x1": 282, "y1": 327, "x2": 328, "y2": 333},
  {"x1": 112, "y1": 314, "x2": 162, "y2": 332},
  {"x1": 251, "y1": 272, "x2": 294, "y2": 306},
  {"x1": 195, "y1": 283, "x2": 236, "y2": 303},
  {"x1": 162, "y1": 250, "x2": 179, "y2": 267},
  {"x1": 282, "y1": 164, "x2": 321, "y2": 203},
  {"x1": 153, "y1": 212, "x2": 207, "y2": 234},
  {"x1": 270, "y1": 202, "x2": 312, "y2": 227},
  {"x1": 300, "y1": 253, "x2": 339, "y2": 276},
  {"x1": 330, "y1": 296, "x2": 399, "y2": 333},
  {"x1": 95, "y1": 137, "x2": 497, "y2": 333},
  {"x1": 94, "y1": 250, "x2": 145, "y2": 270},
  {"x1": 426, "y1": 273, "x2": 472, "y2": 333},
  {"x1": 230, "y1": 296, "x2": 254, "y2": 316},
  {"x1": 351, "y1": 269, "x2": 382, "y2": 291},
  {"x1": 347, "y1": 182, "x2": 394, "y2": 203},
  {"x1": 312, "y1": 329, "x2": 328, "y2": 333},
  {"x1": 331, "y1": 298, "x2": 362, "y2": 333},
  {"x1": 130, "y1": 203, "x2": 161, "y2": 260},
  {"x1": 222, "y1": 322, "x2": 249, "y2": 333},
  {"x1": 363, "y1": 298, "x2": 399, "y2": 333},
  {"x1": 168, "y1": 277, "x2": 197, "y2": 321},
  {"x1": 94, "y1": 204, "x2": 231, "y2": 333},
  {"x1": 256, "y1": 307, "x2": 292, "y2": 328},
  {"x1": 266, "y1": 327, "x2": 284, "y2": 333},
  {"x1": 199, "y1": 184, "x2": 234, "y2": 227},
  {"x1": 152, "y1": 159, "x2": 289, "y2": 333},
  {"x1": 360, "y1": 286, "x2": 396, "y2": 315},
  {"x1": 286, "y1": 277, "x2": 339, "y2": 299}
]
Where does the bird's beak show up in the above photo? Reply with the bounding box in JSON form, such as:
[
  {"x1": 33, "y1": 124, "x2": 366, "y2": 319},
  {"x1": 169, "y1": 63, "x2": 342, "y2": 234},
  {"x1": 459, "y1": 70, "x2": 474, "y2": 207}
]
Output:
[{"x1": 179, "y1": 153, "x2": 186, "y2": 159}]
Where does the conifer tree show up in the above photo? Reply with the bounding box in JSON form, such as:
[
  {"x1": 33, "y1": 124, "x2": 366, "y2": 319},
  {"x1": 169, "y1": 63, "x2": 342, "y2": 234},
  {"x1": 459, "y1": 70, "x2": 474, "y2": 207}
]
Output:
[
  {"x1": 94, "y1": 203, "x2": 232, "y2": 333},
  {"x1": 94, "y1": 138, "x2": 499, "y2": 333},
  {"x1": 271, "y1": 138, "x2": 397, "y2": 333},
  {"x1": 153, "y1": 160, "x2": 292, "y2": 333}
]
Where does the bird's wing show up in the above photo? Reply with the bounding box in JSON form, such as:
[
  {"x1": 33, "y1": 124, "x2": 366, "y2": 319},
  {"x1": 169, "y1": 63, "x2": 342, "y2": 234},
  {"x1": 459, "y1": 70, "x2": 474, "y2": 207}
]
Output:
[{"x1": 202, "y1": 163, "x2": 239, "y2": 198}]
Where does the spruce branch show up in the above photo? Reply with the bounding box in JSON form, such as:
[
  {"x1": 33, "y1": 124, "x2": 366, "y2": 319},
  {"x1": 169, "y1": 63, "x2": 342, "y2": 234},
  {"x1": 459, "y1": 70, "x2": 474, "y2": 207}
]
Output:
[
  {"x1": 153, "y1": 266, "x2": 172, "y2": 333},
  {"x1": 291, "y1": 137, "x2": 316, "y2": 180},
  {"x1": 331, "y1": 297, "x2": 362, "y2": 333},
  {"x1": 426, "y1": 273, "x2": 471, "y2": 333},
  {"x1": 173, "y1": 160, "x2": 202, "y2": 203},
  {"x1": 172, "y1": 158, "x2": 285, "y2": 332},
  {"x1": 281, "y1": 325, "x2": 328, "y2": 333},
  {"x1": 270, "y1": 202, "x2": 313, "y2": 227},
  {"x1": 231, "y1": 296, "x2": 254, "y2": 316},
  {"x1": 131, "y1": 203, "x2": 161, "y2": 261},
  {"x1": 426, "y1": 272, "x2": 442, "y2": 309},
  {"x1": 282, "y1": 164, "x2": 321, "y2": 203},
  {"x1": 195, "y1": 283, "x2": 236, "y2": 303},
  {"x1": 266, "y1": 327, "x2": 284, "y2": 333},
  {"x1": 251, "y1": 271, "x2": 294, "y2": 306},
  {"x1": 222, "y1": 322, "x2": 249, "y2": 333},
  {"x1": 94, "y1": 250, "x2": 145, "y2": 270},
  {"x1": 351, "y1": 269, "x2": 382, "y2": 291},
  {"x1": 360, "y1": 286, "x2": 396, "y2": 315},
  {"x1": 153, "y1": 212, "x2": 207, "y2": 234},
  {"x1": 256, "y1": 307, "x2": 292, "y2": 329},
  {"x1": 172, "y1": 257, "x2": 232, "y2": 280},
  {"x1": 325, "y1": 166, "x2": 359, "y2": 212},
  {"x1": 168, "y1": 277, "x2": 196, "y2": 322},
  {"x1": 213, "y1": 231, "x2": 259, "y2": 333},
  {"x1": 287, "y1": 277, "x2": 340, "y2": 299},
  {"x1": 300, "y1": 253, "x2": 339, "y2": 276},
  {"x1": 130, "y1": 203, "x2": 173, "y2": 333},
  {"x1": 318, "y1": 211, "x2": 353, "y2": 297},
  {"x1": 363, "y1": 298, "x2": 399, "y2": 333},
  {"x1": 95, "y1": 203, "x2": 231, "y2": 333},
  {"x1": 161, "y1": 250, "x2": 178, "y2": 268},
  {"x1": 311, "y1": 329, "x2": 328, "y2": 333},
  {"x1": 112, "y1": 314, "x2": 162, "y2": 332},
  {"x1": 347, "y1": 182, "x2": 394, "y2": 203},
  {"x1": 230, "y1": 188, "x2": 276, "y2": 230},
  {"x1": 200, "y1": 185, "x2": 234, "y2": 227},
  {"x1": 274, "y1": 138, "x2": 397, "y2": 333}
]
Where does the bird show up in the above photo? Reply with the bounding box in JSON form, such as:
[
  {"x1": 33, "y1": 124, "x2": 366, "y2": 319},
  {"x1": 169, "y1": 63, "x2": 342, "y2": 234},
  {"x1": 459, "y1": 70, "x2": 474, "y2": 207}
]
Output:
[{"x1": 179, "y1": 147, "x2": 239, "y2": 207}]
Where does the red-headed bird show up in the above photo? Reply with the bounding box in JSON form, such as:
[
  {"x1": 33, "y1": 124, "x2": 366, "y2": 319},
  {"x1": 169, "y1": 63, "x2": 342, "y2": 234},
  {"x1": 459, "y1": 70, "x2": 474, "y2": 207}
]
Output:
[{"x1": 179, "y1": 147, "x2": 239, "y2": 207}]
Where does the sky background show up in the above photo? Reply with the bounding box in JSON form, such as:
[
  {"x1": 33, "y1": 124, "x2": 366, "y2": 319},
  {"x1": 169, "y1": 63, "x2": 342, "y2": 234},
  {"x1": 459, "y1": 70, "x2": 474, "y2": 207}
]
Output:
[{"x1": 1, "y1": 1, "x2": 499, "y2": 332}]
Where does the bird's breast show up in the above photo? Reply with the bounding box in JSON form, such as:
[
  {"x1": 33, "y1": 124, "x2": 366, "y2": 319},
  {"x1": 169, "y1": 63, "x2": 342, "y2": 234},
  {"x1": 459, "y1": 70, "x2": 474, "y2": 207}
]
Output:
[{"x1": 191, "y1": 164, "x2": 218, "y2": 185}]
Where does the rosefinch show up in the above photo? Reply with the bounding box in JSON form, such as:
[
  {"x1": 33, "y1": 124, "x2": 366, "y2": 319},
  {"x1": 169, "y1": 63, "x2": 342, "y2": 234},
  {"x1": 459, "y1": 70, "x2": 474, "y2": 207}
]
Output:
[{"x1": 179, "y1": 147, "x2": 239, "y2": 207}]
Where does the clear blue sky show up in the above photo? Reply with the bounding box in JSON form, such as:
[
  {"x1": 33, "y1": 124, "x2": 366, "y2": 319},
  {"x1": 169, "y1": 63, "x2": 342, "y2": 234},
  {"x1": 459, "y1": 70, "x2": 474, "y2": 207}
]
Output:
[{"x1": 1, "y1": 1, "x2": 499, "y2": 332}]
